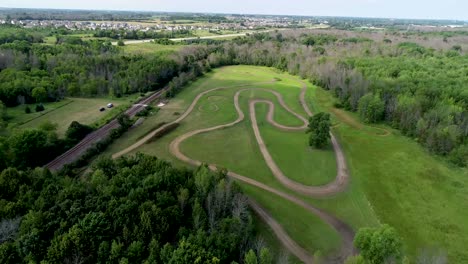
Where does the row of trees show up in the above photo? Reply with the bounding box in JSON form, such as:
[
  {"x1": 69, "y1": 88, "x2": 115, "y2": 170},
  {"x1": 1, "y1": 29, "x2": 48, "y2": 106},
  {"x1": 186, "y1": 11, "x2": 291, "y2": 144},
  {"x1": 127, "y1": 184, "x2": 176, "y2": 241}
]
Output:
[
  {"x1": 0, "y1": 120, "x2": 93, "y2": 171},
  {"x1": 0, "y1": 154, "x2": 273, "y2": 263}
]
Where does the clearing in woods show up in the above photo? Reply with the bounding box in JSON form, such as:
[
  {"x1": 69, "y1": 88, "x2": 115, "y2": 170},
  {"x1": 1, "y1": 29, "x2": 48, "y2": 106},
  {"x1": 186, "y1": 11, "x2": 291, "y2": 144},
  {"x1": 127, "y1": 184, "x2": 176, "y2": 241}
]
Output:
[
  {"x1": 105, "y1": 66, "x2": 468, "y2": 262},
  {"x1": 6, "y1": 95, "x2": 141, "y2": 136}
]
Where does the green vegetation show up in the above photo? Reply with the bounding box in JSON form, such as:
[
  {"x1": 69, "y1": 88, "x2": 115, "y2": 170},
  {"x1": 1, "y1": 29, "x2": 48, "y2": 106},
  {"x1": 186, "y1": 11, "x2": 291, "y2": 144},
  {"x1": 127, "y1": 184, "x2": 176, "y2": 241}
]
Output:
[
  {"x1": 120, "y1": 42, "x2": 182, "y2": 55},
  {"x1": 307, "y1": 112, "x2": 331, "y2": 149},
  {"x1": 353, "y1": 225, "x2": 403, "y2": 264},
  {"x1": 105, "y1": 66, "x2": 357, "y2": 257},
  {"x1": 314, "y1": 87, "x2": 468, "y2": 262},
  {"x1": 105, "y1": 65, "x2": 468, "y2": 262},
  {"x1": 5, "y1": 96, "x2": 138, "y2": 136},
  {"x1": 1, "y1": 15, "x2": 468, "y2": 263},
  {"x1": 0, "y1": 154, "x2": 270, "y2": 263}
]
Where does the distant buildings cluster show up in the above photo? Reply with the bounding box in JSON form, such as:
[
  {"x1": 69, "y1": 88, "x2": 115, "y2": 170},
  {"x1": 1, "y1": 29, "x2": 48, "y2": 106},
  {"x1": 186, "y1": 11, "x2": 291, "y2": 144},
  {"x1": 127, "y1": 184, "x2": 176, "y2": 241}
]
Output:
[{"x1": 0, "y1": 16, "x2": 317, "y2": 32}]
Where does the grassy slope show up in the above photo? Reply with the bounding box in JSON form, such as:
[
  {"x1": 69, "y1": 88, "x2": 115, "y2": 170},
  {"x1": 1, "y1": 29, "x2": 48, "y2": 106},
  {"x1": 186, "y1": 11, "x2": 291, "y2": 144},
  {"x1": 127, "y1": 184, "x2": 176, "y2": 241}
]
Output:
[
  {"x1": 7, "y1": 95, "x2": 140, "y2": 136},
  {"x1": 312, "y1": 87, "x2": 468, "y2": 262},
  {"x1": 104, "y1": 66, "x2": 346, "y2": 256}
]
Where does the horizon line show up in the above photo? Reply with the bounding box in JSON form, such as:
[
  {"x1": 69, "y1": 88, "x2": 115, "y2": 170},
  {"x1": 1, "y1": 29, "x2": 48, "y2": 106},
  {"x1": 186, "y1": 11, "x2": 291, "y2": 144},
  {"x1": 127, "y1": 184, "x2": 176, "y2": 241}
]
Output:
[{"x1": 0, "y1": 6, "x2": 467, "y2": 22}]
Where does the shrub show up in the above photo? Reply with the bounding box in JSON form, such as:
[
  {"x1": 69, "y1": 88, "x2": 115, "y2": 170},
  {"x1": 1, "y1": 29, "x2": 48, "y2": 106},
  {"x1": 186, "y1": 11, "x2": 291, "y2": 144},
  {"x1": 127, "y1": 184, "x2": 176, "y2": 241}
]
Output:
[
  {"x1": 24, "y1": 106, "x2": 31, "y2": 114},
  {"x1": 35, "y1": 104, "x2": 44, "y2": 112},
  {"x1": 449, "y1": 144, "x2": 468, "y2": 167},
  {"x1": 66, "y1": 121, "x2": 94, "y2": 143}
]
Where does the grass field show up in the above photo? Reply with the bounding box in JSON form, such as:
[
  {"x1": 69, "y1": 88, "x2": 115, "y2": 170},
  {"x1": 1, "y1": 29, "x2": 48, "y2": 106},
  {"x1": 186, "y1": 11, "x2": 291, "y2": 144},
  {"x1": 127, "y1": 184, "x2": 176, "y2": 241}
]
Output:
[
  {"x1": 312, "y1": 88, "x2": 468, "y2": 262},
  {"x1": 120, "y1": 43, "x2": 183, "y2": 55},
  {"x1": 103, "y1": 66, "x2": 370, "y2": 259},
  {"x1": 103, "y1": 66, "x2": 468, "y2": 262},
  {"x1": 6, "y1": 94, "x2": 141, "y2": 136}
]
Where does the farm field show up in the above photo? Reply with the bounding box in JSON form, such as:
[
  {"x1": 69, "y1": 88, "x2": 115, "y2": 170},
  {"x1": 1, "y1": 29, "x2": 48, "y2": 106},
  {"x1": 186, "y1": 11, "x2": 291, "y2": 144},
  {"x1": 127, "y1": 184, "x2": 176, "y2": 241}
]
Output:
[
  {"x1": 6, "y1": 95, "x2": 141, "y2": 136},
  {"x1": 104, "y1": 66, "x2": 468, "y2": 262}
]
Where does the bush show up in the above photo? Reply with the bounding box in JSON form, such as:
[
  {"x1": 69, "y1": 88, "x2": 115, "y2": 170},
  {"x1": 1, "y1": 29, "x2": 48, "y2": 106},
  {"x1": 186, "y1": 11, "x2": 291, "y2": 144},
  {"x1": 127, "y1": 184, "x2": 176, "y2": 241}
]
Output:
[
  {"x1": 35, "y1": 104, "x2": 44, "y2": 112},
  {"x1": 66, "y1": 121, "x2": 94, "y2": 143},
  {"x1": 354, "y1": 224, "x2": 402, "y2": 264},
  {"x1": 24, "y1": 106, "x2": 31, "y2": 114},
  {"x1": 117, "y1": 40, "x2": 125, "y2": 46},
  {"x1": 449, "y1": 145, "x2": 468, "y2": 167},
  {"x1": 358, "y1": 93, "x2": 384, "y2": 123}
]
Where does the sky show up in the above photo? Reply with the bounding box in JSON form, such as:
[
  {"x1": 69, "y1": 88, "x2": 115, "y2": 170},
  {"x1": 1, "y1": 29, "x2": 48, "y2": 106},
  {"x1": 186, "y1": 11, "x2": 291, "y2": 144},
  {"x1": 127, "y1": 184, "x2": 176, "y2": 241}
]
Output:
[{"x1": 0, "y1": 0, "x2": 466, "y2": 21}]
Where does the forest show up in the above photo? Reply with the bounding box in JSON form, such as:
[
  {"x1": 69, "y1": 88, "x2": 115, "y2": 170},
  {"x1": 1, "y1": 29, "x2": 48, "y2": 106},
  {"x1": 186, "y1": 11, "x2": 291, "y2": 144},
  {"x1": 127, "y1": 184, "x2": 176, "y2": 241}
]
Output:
[{"x1": 0, "y1": 154, "x2": 273, "y2": 263}]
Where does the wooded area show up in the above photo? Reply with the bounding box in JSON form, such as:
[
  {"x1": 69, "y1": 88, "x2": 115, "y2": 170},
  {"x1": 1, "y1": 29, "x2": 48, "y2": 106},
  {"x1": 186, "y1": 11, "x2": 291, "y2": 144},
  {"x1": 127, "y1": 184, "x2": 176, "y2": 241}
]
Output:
[{"x1": 0, "y1": 154, "x2": 272, "y2": 263}]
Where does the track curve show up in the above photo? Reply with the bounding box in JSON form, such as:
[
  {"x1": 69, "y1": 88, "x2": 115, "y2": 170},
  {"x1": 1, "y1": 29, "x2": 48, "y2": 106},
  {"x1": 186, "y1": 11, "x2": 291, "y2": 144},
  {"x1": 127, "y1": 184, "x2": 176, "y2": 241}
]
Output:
[{"x1": 113, "y1": 81, "x2": 355, "y2": 262}]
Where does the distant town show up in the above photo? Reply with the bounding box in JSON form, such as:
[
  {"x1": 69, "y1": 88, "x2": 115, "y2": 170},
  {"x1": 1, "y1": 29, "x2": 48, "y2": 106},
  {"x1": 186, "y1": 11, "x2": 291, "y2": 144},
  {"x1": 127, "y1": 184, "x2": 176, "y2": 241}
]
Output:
[{"x1": 0, "y1": 16, "x2": 328, "y2": 32}]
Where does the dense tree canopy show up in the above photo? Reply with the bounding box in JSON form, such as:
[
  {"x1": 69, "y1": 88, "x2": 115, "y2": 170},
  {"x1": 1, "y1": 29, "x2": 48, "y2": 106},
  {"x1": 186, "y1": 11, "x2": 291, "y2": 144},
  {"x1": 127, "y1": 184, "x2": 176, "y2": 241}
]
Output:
[{"x1": 0, "y1": 154, "x2": 262, "y2": 263}]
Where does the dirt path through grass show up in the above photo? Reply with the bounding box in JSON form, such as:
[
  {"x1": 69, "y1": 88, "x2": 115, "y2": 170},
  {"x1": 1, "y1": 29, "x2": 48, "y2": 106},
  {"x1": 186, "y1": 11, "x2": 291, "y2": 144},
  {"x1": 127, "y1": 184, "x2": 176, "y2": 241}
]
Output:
[{"x1": 113, "y1": 82, "x2": 355, "y2": 263}]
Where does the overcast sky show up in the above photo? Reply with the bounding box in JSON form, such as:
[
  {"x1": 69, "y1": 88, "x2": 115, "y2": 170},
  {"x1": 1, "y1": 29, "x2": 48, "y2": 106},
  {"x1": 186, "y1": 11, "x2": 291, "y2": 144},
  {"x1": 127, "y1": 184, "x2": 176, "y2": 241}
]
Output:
[{"x1": 0, "y1": 0, "x2": 466, "y2": 20}]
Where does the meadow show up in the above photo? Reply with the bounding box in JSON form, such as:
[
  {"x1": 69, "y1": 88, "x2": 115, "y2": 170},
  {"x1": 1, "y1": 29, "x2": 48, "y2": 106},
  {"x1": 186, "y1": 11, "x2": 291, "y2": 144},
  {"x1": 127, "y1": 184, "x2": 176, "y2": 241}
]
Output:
[
  {"x1": 120, "y1": 42, "x2": 183, "y2": 55},
  {"x1": 6, "y1": 95, "x2": 141, "y2": 136},
  {"x1": 104, "y1": 66, "x2": 468, "y2": 262}
]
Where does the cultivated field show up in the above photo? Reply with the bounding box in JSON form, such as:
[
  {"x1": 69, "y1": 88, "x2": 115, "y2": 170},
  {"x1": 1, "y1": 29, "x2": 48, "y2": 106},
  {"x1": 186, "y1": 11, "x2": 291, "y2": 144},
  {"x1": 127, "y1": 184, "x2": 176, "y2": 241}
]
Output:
[{"x1": 104, "y1": 66, "x2": 468, "y2": 262}]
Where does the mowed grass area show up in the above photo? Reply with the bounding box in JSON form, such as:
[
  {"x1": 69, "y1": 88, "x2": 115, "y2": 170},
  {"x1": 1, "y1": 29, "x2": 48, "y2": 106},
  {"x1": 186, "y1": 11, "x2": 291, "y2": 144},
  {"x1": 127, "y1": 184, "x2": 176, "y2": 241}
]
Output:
[
  {"x1": 120, "y1": 43, "x2": 183, "y2": 55},
  {"x1": 104, "y1": 66, "x2": 373, "y2": 258},
  {"x1": 311, "y1": 88, "x2": 468, "y2": 262},
  {"x1": 104, "y1": 65, "x2": 468, "y2": 262},
  {"x1": 6, "y1": 95, "x2": 141, "y2": 136}
]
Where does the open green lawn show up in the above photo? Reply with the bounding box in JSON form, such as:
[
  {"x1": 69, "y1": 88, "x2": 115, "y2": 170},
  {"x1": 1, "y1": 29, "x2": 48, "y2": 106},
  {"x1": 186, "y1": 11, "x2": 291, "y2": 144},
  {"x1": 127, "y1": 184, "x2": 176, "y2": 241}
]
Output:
[
  {"x1": 6, "y1": 94, "x2": 141, "y2": 136},
  {"x1": 103, "y1": 66, "x2": 366, "y2": 259},
  {"x1": 103, "y1": 65, "x2": 468, "y2": 262},
  {"x1": 120, "y1": 43, "x2": 183, "y2": 55}
]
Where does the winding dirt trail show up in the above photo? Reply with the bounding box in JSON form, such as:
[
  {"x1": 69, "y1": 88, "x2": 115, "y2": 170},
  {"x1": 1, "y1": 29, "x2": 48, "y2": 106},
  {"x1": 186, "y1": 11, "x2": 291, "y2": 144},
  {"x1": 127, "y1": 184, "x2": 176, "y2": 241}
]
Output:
[{"x1": 113, "y1": 82, "x2": 355, "y2": 263}]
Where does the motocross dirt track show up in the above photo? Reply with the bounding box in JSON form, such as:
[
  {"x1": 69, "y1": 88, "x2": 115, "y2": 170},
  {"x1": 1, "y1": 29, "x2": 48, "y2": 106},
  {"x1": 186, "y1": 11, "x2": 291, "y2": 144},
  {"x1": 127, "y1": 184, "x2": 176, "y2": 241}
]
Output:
[{"x1": 114, "y1": 82, "x2": 356, "y2": 263}]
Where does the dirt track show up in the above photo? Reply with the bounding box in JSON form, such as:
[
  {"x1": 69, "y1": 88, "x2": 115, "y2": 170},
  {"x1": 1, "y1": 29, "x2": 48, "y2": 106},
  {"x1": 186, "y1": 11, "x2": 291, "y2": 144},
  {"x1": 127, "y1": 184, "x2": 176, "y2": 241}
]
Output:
[{"x1": 113, "y1": 82, "x2": 355, "y2": 263}]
